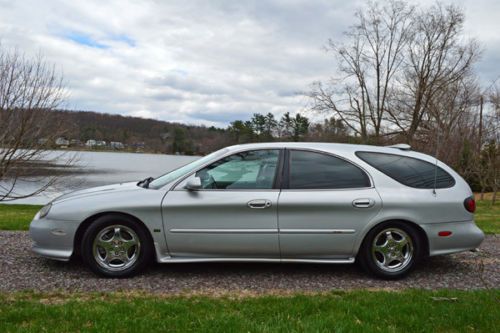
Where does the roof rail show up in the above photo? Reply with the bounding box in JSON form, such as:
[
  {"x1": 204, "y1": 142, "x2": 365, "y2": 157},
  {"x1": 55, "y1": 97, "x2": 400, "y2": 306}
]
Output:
[{"x1": 386, "y1": 143, "x2": 411, "y2": 151}]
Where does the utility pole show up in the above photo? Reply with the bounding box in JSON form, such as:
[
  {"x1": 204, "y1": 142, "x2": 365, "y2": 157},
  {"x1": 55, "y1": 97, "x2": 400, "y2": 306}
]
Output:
[{"x1": 479, "y1": 95, "x2": 483, "y2": 151}]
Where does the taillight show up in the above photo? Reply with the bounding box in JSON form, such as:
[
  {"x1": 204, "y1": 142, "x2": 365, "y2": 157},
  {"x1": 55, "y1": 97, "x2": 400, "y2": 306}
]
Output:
[{"x1": 464, "y1": 197, "x2": 476, "y2": 213}]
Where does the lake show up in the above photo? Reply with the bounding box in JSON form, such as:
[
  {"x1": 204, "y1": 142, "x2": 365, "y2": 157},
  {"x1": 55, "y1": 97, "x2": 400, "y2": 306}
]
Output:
[{"x1": 1, "y1": 150, "x2": 199, "y2": 205}]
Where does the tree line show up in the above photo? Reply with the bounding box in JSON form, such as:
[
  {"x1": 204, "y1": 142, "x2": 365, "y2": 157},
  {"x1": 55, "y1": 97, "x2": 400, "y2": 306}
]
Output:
[{"x1": 228, "y1": 112, "x2": 309, "y2": 143}]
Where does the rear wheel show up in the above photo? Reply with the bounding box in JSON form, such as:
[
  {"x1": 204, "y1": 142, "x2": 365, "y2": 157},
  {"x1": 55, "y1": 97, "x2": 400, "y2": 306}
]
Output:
[
  {"x1": 81, "y1": 214, "x2": 153, "y2": 277},
  {"x1": 358, "y1": 222, "x2": 421, "y2": 279}
]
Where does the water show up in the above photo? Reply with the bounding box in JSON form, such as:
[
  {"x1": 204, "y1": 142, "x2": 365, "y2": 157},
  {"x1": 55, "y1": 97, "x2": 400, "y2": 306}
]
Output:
[{"x1": 1, "y1": 150, "x2": 199, "y2": 205}]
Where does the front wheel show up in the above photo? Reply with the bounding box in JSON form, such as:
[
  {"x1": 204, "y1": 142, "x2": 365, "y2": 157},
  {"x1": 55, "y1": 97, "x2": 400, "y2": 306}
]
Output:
[
  {"x1": 358, "y1": 222, "x2": 421, "y2": 279},
  {"x1": 81, "y1": 214, "x2": 153, "y2": 277}
]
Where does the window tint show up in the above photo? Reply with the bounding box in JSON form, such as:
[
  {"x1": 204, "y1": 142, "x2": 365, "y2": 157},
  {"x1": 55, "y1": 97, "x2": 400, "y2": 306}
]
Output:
[
  {"x1": 196, "y1": 150, "x2": 279, "y2": 189},
  {"x1": 356, "y1": 152, "x2": 455, "y2": 189},
  {"x1": 288, "y1": 150, "x2": 370, "y2": 189}
]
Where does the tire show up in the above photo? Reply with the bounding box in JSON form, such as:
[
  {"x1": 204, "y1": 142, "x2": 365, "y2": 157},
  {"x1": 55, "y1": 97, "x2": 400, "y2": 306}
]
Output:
[
  {"x1": 358, "y1": 221, "x2": 421, "y2": 280},
  {"x1": 81, "y1": 214, "x2": 153, "y2": 278}
]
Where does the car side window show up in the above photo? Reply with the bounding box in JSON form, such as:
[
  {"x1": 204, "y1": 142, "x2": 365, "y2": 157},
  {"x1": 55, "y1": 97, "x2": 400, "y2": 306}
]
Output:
[
  {"x1": 288, "y1": 150, "x2": 370, "y2": 189},
  {"x1": 196, "y1": 149, "x2": 280, "y2": 190},
  {"x1": 355, "y1": 151, "x2": 455, "y2": 189}
]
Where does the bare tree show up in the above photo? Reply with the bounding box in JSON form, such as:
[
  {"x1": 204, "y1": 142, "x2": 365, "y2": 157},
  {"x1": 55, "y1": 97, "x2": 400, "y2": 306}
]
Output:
[
  {"x1": 390, "y1": 3, "x2": 480, "y2": 144},
  {"x1": 485, "y1": 85, "x2": 500, "y2": 203},
  {"x1": 488, "y1": 84, "x2": 500, "y2": 143},
  {"x1": 310, "y1": 2, "x2": 480, "y2": 146},
  {"x1": 0, "y1": 46, "x2": 68, "y2": 201},
  {"x1": 423, "y1": 76, "x2": 479, "y2": 162},
  {"x1": 310, "y1": 0, "x2": 415, "y2": 142}
]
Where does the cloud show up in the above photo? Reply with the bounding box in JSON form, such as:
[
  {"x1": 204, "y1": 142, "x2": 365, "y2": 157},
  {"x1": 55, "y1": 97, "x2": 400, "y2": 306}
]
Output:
[{"x1": 0, "y1": 0, "x2": 497, "y2": 127}]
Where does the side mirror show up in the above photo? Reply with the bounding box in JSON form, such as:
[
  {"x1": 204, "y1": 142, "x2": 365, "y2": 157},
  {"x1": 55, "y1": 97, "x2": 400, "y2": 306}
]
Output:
[{"x1": 185, "y1": 176, "x2": 202, "y2": 191}]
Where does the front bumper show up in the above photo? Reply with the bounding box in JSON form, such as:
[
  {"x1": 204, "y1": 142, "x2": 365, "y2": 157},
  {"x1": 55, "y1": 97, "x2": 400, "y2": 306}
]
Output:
[
  {"x1": 421, "y1": 220, "x2": 485, "y2": 256},
  {"x1": 29, "y1": 217, "x2": 80, "y2": 261}
]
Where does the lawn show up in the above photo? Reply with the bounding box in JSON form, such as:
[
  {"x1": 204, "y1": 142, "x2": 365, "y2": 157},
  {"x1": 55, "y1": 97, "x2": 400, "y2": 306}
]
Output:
[
  {"x1": 474, "y1": 200, "x2": 499, "y2": 234},
  {"x1": 1, "y1": 290, "x2": 498, "y2": 332},
  {"x1": 0, "y1": 204, "x2": 42, "y2": 231},
  {"x1": 1, "y1": 198, "x2": 498, "y2": 233}
]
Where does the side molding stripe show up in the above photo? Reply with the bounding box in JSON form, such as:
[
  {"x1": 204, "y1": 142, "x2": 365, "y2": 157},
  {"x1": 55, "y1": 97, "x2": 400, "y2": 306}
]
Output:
[
  {"x1": 279, "y1": 229, "x2": 356, "y2": 234},
  {"x1": 170, "y1": 228, "x2": 278, "y2": 234},
  {"x1": 169, "y1": 228, "x2": 356, "y2": 234}
]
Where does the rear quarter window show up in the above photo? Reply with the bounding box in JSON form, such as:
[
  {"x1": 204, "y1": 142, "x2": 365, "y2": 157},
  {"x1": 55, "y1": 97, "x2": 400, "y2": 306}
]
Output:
[
  {"x1": 289, "y1": 150, "x2": 371, "y2": 189},
  {"x1": 355, "y1": 151, "x2": 455, "y2": 189}
]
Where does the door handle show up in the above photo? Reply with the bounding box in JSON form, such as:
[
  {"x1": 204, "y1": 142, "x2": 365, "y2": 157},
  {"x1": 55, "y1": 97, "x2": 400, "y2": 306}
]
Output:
[
  {"x1": 247, "y1": 199, "x2": 272, "y2": 209},
  {"x1": 352, "y1": 198, "x2": 375, "y2": 208}
]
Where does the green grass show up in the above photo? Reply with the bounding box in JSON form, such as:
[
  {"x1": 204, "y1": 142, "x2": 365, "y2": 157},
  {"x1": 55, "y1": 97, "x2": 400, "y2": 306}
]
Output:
[
  {"x1": 0, "y1": 204, "x2": 42, "y2": 230},
  {"x1": 0, "y1": 290, "x2": 498, "y2": 332},
  {"x1": 475, "y1": 200, "x2": 500, "y2": 234},
  {"x1": 1, "y1": 199, "x2": 498, "y2": 233}
]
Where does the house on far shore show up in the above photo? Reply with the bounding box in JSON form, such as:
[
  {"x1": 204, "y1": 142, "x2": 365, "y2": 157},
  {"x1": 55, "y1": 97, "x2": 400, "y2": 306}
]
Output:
[
  {"x1": 55, "y1": 137, "x2": 70, "y2": 147},
  {"x1": 85, "y1": 139, "x2": 97, "y2": 147},
  {"x1": 37, "y1": 138, "x2": 48, "y2": 145},
  {"x1": 70, "y1": 139, "x2": 82, "y2": 146},
  {"x1": 110, "y1": 141, "x2": 125, "y2": 149},
  {"x1": 131, "y1": 142, "x2": 145, "y2": 149}
]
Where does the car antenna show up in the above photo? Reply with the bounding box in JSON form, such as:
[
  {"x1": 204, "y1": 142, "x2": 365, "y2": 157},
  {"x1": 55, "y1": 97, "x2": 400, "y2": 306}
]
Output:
[{"x1": 432, "y1": 130, "x2": 441, "y2": 196}]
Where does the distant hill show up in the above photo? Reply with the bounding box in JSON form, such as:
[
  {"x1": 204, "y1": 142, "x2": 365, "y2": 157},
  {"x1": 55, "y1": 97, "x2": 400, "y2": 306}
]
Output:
[{"x1": 50, "y1": 109, "x2": 231, "y2": 154}]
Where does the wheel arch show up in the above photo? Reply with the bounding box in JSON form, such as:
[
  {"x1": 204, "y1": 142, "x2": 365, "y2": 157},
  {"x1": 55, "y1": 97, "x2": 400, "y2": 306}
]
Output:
[
  {"x1": 354, "y1": 219, "x2": 429, "y2": 258},
  {"x1": 72, "y1": 211, "x2": 155, "y2": 259}
]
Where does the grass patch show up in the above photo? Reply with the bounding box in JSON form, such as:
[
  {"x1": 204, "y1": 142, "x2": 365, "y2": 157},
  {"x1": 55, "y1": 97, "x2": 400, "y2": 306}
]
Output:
[
  {"x1": 0, "y1": 290, "x2": 498, "y2": 332},
  {"x1": 475, "y1": 200, "x2": 499, "y2": 234},
  {"x1": 0, "y1": 204, "x2": 42, "y2": 230}
]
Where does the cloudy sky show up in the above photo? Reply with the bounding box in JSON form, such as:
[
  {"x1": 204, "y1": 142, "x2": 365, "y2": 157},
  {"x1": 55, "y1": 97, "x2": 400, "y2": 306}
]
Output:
[{"x1": 1, "y1": 0, "x2": 499, "y2": 127}]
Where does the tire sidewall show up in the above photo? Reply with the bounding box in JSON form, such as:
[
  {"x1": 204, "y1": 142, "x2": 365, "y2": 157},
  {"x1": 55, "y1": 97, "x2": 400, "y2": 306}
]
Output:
[
  {"x1": 81, "y1": 214, "x2": 152, "y2": 278},
  {"x1": 359, "y1": 221, "x2": 421, "y2": 279}
]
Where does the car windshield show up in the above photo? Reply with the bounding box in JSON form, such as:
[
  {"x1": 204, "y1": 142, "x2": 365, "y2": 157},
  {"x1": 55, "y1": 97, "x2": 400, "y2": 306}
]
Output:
[{"x1": 147, "y1": 148, "x2": 229, "y2": 189}]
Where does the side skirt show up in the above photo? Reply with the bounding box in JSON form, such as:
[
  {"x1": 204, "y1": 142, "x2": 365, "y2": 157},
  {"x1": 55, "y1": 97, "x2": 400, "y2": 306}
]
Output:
[{"x1": 155, "y1": 256, "x2": 355, "y2": 264}]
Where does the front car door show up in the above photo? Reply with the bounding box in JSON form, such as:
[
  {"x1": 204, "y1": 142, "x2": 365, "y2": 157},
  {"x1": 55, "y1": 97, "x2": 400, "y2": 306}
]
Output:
[
  {"x1": 162, "y1": 149, "x2": 282, "y2": 258},
  {"x1": 278, "y1": 149, "x2": 382, "y2": 260}
]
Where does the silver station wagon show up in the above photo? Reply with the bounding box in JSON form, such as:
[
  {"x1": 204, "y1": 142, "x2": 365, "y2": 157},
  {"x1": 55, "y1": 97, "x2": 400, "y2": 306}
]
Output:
[{"x1": 30, "y1": 142, "x2": 484, "y2": 279}]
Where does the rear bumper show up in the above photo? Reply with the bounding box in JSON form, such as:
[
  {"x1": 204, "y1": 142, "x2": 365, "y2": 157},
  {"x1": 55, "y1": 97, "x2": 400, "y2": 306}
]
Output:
[
  {"x1": 29, "y1": 217, "x2": 79, "y2": 261},
  {"x1": 421, "y1": 220, "x2": 485, "y2": 256}
]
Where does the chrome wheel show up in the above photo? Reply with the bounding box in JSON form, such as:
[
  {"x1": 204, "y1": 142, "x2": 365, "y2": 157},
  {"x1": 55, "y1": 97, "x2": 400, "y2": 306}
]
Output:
[
  {"x1": 371, "y1": 228, "x2": 413, "y2": 273},
  {"x1": 92, "y1": 225, "x2": 141, "y2": 272}
]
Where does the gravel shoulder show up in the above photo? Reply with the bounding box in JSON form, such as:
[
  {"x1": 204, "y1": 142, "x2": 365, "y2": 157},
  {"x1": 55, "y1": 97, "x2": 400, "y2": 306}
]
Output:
[{"x1": 0, "y1": 231, "x2": 498, "y2": 294}]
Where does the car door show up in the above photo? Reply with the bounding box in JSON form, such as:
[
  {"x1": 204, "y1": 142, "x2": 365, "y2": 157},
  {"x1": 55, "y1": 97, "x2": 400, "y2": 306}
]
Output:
[
  {"x1": 162, "y1": 149, "x2": 282, "y2": 258},
  {"x1": 278, "y1": 149, "x2": 382, "y2": 259}
]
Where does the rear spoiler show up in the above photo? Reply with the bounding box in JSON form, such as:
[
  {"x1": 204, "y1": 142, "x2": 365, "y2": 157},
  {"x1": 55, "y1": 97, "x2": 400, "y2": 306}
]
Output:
[{"x1": 386, "y1": 144, "x2": 411, "y2": 151}]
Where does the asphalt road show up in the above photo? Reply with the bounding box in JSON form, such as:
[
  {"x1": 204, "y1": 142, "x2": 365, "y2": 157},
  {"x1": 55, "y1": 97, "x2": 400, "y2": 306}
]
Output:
[{"x1": 0, "y1": 231, "x2": 498, "y2": 294}]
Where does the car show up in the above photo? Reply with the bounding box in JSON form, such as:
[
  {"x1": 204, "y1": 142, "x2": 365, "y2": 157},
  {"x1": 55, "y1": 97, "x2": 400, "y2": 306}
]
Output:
[{"x1": 29, "y1": 142, "x2": 484, "y2": 279}]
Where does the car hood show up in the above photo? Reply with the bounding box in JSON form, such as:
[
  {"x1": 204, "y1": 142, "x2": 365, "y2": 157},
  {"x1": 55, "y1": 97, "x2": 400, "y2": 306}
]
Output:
[{"x1": 53, "y1": 181, "x2": 143, "y2": 204}]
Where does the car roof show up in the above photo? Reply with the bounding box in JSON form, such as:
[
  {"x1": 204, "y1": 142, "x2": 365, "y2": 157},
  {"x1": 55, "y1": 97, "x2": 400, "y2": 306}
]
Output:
[
  {"x1": 227, "y1": 142, "x2": 401, "y2": 154},
  {"x1": 224, "y1": 142, "x2": 439, "y2": 164}
]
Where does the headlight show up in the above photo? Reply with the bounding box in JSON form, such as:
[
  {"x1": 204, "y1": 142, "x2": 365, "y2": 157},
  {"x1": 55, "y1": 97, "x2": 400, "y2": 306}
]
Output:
[{"x1": 38, "y1": 203, "x2": 52, "y2": 219}]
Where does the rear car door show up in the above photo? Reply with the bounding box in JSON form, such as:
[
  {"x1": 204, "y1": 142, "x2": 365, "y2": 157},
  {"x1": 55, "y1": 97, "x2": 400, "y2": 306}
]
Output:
[
  {"x1": 162, "y1": 149, "x2": 282, "y2": 258},
  {"x1": 278, "y1": 149, "x2": 382, "y2": 259}
]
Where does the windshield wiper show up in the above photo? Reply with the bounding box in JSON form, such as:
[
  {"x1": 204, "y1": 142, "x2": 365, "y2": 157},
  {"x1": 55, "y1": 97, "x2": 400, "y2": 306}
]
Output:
[{"x1": 137, "y1": 177, "x2": 154, "y2": 188}]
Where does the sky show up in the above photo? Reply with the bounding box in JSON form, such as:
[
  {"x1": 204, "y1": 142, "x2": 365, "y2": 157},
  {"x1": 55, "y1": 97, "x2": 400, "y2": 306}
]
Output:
[{"x1": 0, "y1": 0, "x2": 499, "y2": 127}]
